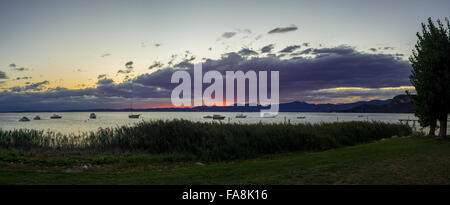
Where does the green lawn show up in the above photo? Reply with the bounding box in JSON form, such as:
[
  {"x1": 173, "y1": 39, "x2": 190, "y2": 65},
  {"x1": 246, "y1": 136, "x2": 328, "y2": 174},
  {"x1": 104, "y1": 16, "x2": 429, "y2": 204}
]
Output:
[{"x1": 0, "y1": 136, "x2": 449, "y2": 185}]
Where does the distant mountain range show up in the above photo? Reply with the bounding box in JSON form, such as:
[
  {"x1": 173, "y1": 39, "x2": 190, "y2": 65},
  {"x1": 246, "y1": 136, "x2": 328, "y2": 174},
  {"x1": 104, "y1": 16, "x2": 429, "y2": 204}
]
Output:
[
  {"x1": 4, "y1": 96, "x2": 415, "y2": 113},
  {"x1": 336, "y1": 95, "x2": 413, "y2": 113}
]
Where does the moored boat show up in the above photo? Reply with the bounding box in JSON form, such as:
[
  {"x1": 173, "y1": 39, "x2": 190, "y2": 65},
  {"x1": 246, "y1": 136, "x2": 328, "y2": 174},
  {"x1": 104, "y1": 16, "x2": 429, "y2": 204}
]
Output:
[
  {"x1": 235, "y1": 113, "x2": 247, "y2": 118},
  {"x1": 212, "y1": 114, "x2": 225, "y2": 120},
  {"x1": 261, "y1": 113, "x2": 277, "y2": 118},
  {"x1": 128, "y1": 114, "x2": 140, "y2": 119},
  {"x1": 19, "y1": 117, "x2": 30, "y2": 122},
  {"x1": 50, "y1": 114, "x2": 62, "y2": 119},
  {"x1": 89, "y1": 113, "x2": 96, "y2": 119}
]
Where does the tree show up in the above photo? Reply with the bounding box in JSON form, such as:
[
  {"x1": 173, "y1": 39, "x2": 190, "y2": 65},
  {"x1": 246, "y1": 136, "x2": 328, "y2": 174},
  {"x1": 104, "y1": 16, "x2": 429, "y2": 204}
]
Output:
[
  {"x1": 409, "y1": 17, "x2": 449, "y2": 138},
  {"x1": 407, "y1": 93, "x2": 437, "y2": 136}
]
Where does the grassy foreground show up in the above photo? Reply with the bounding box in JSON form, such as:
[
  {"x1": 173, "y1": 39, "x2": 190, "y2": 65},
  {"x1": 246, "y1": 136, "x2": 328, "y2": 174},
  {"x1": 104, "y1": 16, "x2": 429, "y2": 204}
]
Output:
[{"x1": 0, "y1": 136, "x2": 449, "y2": 185}]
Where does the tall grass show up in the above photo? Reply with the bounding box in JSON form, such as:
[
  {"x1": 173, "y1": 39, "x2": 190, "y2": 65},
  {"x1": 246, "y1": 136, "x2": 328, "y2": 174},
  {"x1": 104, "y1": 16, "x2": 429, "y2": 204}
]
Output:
[{"x1": 0, "y1": 120, "x2": 412, "y2": 161}]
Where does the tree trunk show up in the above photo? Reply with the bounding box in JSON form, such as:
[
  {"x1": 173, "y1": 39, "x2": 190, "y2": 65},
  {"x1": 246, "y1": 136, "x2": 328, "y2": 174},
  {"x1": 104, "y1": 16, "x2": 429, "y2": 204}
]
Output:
[
  {"x1": 428, "y1": 124, "x2": 436, "y2": 137},
  {"x1": 438, "y1": 115, "x2": 447, "y2": 138}
]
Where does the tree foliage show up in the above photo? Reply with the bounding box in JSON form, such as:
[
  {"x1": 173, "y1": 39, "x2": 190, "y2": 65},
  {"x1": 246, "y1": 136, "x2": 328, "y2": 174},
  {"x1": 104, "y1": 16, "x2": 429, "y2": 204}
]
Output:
[{"x1": 409, "y1": 17, "x2": 450, "y2": 137}]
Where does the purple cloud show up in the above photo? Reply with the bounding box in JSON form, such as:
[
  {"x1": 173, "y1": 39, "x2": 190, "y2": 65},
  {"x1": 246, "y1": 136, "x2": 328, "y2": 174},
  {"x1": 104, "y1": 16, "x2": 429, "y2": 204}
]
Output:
[{"x1": 0, "y1": 45, "x2": 413, "y2": 111}]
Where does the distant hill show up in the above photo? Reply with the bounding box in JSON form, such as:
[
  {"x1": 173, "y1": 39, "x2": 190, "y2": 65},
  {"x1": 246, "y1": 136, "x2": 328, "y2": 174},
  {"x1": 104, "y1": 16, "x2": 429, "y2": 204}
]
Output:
[
  {"x1": 336, "y1": 95, "x2": 413, "y2": 113},
  {"x1": 278, "y1": 99, "x2": 391, "y2": 112},
  {"x1": 4, "y1": 98, "x2": 393, "y2": 113}
]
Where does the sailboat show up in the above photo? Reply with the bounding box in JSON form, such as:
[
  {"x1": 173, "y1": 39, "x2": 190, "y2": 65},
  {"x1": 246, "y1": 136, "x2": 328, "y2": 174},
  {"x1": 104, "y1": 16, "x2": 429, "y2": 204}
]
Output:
[
  {"x1": 262, "y1": 113, "x2": 277, "y2": 118},
  {"x1": 212, "y1": 114, "x2": 226, "y2": 120},
  {"x1": 129, "y1": 113, "x2": 140, "y2": 119},
  {"x1": 128, "y1": 71, "x2": 140, "y2": 119},
  {"x1": 19, "y1": 116, "x2": 30, "y2": 122},
  {"x1": 235, "y1": 113, "x2": 247, "y2": 118},
  {"x1": 50, "y1": 114, "x2": 62, "y2": 119},
  {"x1": 128, "y1": 93, "x2": 140, "y2": 119}
]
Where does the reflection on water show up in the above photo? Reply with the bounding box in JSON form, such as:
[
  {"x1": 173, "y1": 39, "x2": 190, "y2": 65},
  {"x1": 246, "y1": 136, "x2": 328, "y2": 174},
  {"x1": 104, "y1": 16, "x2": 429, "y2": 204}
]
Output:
[{"x1": 0, "y1": 112, "x2": 420, "y2": 135}]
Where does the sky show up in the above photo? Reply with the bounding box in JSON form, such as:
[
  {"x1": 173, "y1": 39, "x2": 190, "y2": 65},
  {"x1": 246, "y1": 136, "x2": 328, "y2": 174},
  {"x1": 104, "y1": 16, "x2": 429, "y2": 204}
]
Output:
[{"x1": 0, "y1": 0, "x2": 449, "y2": 111}]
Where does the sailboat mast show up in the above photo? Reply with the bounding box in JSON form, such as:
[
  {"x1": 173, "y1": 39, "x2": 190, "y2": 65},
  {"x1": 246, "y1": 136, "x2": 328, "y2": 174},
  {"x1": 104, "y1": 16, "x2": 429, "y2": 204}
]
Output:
[
  {"x1": 130, "y1": 75, "x2": 134, "y2": 112},
  {"x1": 125, "y1": 61, "x2": 140, "y2": 119}
]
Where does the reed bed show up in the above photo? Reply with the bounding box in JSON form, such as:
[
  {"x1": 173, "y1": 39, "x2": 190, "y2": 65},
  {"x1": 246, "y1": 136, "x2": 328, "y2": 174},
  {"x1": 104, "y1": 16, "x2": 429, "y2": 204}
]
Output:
[{"x1": 0, "y1": 120, "x2": 412, "y2": 161}]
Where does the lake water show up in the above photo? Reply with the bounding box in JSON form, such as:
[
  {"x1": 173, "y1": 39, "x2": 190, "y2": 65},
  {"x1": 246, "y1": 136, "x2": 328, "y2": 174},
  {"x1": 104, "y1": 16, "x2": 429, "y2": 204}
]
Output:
[{"x1": 0, "y1": 112, "x2": 421, "y2": 135}]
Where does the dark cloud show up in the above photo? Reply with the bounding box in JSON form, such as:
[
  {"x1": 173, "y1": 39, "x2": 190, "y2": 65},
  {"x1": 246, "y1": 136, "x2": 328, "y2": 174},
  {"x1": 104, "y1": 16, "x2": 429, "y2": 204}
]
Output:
[
  {"x1": 15, "y1": 67, "x2": 26, "y2": 71},
  {"x1": 9, "y1": 80, "x2": 49, "y2": 92},
  {"x1": 220, "y1": 32, "x2": 237, "y2": 39},
  {"x1": 268, "y1": 25, "x2": 298, "y2": 34},
  {"x1": 47, "y1": 87, "x2": 70, "y2": 92},
  {"x1": 0, "y1": 86, "x2": 169, "y2": 111},
  {"x1": 279, "y1": 45, "x2": 301, "y2": 53},
  {"x1": 185, "y1": 55, "x2": 196, "y2": 62},
  {"x1": 125, "y1": 61, "x2": 133, "y2": 68},
  {"x1": 295, "y1": 48, "x2": 313, "y2": 55},
  {"x1": 176, "y1": 59, "x2": 195, "y2": 68},
  {"x1": 167, "y1": 54, "x2": 178, "y2": 66},
  {"x1": 174, "y1": 51, "x2": 196, "y2": 68},
  {"x1": 97, "y1": 78, "x2": 114, "y2": 86},
  {"x1": 97, "y1": 74, "x2": 107, "y2": 79},
  {"x1": 260, "y1": 44, "x2": 275, "y2": 53},
  {"x1": 117, "y1": 69, "x2": 132, "y2": 74},
  {"x1": 382, "y1": 47, "x2": 394, "y2": 50},
  {"x1": 148, "y1": 61, "x2": 164, "y2": 69},
  {"x1": 101, "y1": 53, "x2": 111, "y2": 58},
  {"x1": 312, "y1": 45, "x2": 356, "y2": 55},
  {"x1": 302, "y1": 43, "x2": 310, "y2": 47},
  {"x1": 154, "y1": 43, "x2": 161, "y2": 47},
  {"x1": 15, "y1": 76, "x2": 31, "y2": 80},
  {"x1": 236, "y1": 28, "x2": 252, "y2": 34},
  {"x1": 134, "y1": 45, "x2": 412, "y2": 95},
  {"x1": 0, "y1": 45, "x2": 413, "y2": 111},
  {"x1": 238, "y1": 48, "x2": 258, "y2": 56},
  {"x1": 290, "y1": 46, "x2": 356, "y2": 56},
  {"x1": 142, "y1": 46, "x2": 410, "y2": 105},
  {"x1": 9, "y1": 63, "x2": 28, "y2": 71},
  {"x1": 118, "y1": 61, "x2": 134, "y2": 74},
  {"x1": 369, "y1": 48, "x2": 377, "y2": 52},
  {"x1": 174, "y1": 61, "x2": 193, "y2": 68},
  {"x1": 0, "y1": 71, "x2": 7, "y2": 79},
  {"x1": 182, "y1": 51, "x2": 196, "y2": 62}
]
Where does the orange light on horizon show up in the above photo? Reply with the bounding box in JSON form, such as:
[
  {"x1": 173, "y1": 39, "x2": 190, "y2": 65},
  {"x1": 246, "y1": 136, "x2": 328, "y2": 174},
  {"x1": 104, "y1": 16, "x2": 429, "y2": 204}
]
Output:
[{"x1": 139, "y1": 99, "x2": 232, "y2": 109}]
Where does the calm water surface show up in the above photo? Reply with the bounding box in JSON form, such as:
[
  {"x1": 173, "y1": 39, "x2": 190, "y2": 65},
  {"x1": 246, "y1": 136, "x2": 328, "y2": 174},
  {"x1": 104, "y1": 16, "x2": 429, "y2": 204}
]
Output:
[{"x1": 0, "y1": 112, "x2": 419, "y2": 135}]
